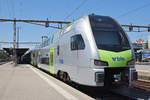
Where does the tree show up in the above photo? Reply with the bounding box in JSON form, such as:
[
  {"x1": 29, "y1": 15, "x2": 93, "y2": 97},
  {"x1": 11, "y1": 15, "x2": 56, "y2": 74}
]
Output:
[{"x1": 0, "y1": 51, "x2": 8, "y2": 60}]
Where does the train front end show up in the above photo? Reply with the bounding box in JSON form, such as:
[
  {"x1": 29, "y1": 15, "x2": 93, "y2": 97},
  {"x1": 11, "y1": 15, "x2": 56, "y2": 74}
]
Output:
[{"x1": 89, "y1": 15, "x2": 137, "y2": 87}]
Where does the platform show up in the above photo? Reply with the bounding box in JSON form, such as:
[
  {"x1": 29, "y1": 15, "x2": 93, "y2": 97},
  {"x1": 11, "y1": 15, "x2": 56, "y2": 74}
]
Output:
[
  {"x1": 0, "y1": 63, "x2": 94, "y2": 100},
  {"x1": 135, "y1": 65, "x2": 150, "y2": 81}
]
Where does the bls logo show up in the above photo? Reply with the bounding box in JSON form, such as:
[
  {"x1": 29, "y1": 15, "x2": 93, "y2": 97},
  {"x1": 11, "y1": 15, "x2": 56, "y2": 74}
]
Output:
[{"x1": 112, "y1": 57, "x2": 125, "y2": 61}]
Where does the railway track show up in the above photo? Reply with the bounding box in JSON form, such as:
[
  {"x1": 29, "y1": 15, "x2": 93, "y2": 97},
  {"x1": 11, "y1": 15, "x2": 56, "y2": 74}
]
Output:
[
  {"x1": 95, "y1": 93, "x2": 132, "y2": 100},
  {"x1": 132, "y1": 80, "x2": 150, "y2": 92},
  {"x1": 38, "y1": 67, "x2": 150, "y2": 100},
  {"x1": 74, "y1": 86, "x2": 132, "y2": 100}
]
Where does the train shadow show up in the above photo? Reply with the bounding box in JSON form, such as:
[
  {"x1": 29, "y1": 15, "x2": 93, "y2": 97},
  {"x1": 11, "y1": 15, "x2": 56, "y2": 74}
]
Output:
[{"x1": 111, "y1": 86, "x2": 150, "y2": 100}]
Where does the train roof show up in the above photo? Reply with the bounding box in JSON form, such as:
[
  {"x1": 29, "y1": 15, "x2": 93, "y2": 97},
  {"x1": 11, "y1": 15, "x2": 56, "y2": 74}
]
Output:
[{"x1": 36, "y1": 14, "x2": 117, "y2": 49}]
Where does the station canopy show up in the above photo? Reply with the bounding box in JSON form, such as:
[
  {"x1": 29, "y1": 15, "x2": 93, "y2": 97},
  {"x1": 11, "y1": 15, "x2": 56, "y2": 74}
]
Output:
[{"x1": 3, "y1": 48, "x2": 29, "y2": 57}]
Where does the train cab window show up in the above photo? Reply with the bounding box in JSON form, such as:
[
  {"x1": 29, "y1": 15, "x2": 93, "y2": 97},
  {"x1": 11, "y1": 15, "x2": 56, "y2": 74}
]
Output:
[{"x1": 71, "y1": 34, "x2": 85, "y2": 50}]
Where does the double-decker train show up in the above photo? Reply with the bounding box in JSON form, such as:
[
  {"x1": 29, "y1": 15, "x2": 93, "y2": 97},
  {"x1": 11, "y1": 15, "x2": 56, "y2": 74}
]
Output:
[{"x1": 22, "y1": 14, "x2": 137, "y2": 87}]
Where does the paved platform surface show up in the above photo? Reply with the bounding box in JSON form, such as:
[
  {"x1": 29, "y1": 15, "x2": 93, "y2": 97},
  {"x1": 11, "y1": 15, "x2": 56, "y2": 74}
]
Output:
[
  {"x1": 135, "y1": 65, "x2": 150, "y2": 72},
  {"x1": 0, "y1": 63, "x2": 94, "y2": 100},
  {"x1": 135, "y1": 65, "x2": 150, "y2": 81}
]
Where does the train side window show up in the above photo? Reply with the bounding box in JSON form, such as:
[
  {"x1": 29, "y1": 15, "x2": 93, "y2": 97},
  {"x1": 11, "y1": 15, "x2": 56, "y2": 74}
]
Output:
[
  {"x1": 71, "y1": 34, "x2": 85, "y2": 50},
  {"x1": 33, "y1": 53, "x2": 35, "y2": 57},
  {"x1": 41, "y1": 58, "x2": 49, "y2": 65},
  {"x1": 77, "y1": 35, "x2": 85, "y2": 50}
]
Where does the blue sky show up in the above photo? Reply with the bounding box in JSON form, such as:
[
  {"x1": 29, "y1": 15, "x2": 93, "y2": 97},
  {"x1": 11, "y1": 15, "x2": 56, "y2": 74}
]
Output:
[{"x1": 0, "y1": 0, "x2": 150, "y2": 48}]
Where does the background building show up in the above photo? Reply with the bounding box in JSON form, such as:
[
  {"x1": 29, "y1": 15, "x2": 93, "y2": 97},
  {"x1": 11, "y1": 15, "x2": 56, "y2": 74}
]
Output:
[{"x1": 148, "y1": 35, "x2": 150, "y2": 49}]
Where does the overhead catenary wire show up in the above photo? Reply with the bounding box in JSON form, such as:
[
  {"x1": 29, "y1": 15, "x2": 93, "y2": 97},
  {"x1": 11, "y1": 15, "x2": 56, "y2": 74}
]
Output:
[
  {"x1": 0, "y1": 18, "x2": 150, "y2": 31},
  {"x1": 25, "y1": 22, "x2": 62, "y2": 29},
  {"x1": 0, "y1": 41, "x2": 41, "y2": 44},
  {"x1": 0, "y1": 18, "x2": 70, "y2": 24},
  {"x1": 117, "y1": 2, "x2": 150, "y2": 19},
  {"x1": 64, "y1": 0, "x2": 88, "y2": 20},
  {"x1": 0, "y1": 18, "x2": 70, "y2": 29}
]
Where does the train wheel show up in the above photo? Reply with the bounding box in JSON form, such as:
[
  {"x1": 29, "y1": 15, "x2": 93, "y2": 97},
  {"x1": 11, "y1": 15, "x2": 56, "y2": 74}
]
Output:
[
  {"x1": 64, "y1": 73, "x2": 71, "y2": 83},
  {"x1": 59, "y1": 71, "x2": 64, "y2": 80},
  {"x1": 57, "y1": 71, "x2": 61, "y2": 79},
  {"x1": 57, "y1": 71, "x2": 70, "y2": 83},
  {"x1": 66, "y1": 74, "x2": 70, "y2": 82},
  {"x1": 63, "y1": 73, "x2": 67, "y2": 82}
]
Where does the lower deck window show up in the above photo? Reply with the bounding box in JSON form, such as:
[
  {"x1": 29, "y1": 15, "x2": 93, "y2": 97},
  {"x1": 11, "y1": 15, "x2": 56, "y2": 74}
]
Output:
[{"x1": 41, "y1": 57, "x2": 49, "y2": 65}]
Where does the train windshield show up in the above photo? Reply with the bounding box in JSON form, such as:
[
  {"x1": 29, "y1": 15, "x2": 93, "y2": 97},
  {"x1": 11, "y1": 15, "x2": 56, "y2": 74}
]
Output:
[
  {"x1": 89, "y1": 15, "x2": 131, "y2": 52},
  {"x1": 94, "y1": 30, "x2": 121, "y2": 46}
]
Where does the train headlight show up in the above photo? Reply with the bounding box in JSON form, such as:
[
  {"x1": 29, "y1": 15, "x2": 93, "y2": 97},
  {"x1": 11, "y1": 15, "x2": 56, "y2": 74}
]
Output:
[
  {"x1": 127, "y1": 59, "x2": 135, "y2": 65},
  {"x1": 94, "y1": 59, "x2": 108, "y2": 66}
]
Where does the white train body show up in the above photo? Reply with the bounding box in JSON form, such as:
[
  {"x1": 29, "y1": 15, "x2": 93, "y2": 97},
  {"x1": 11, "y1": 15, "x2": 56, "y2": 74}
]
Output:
[{"x1": 30, "y1": 14, "x2": 137, "y2": 87}]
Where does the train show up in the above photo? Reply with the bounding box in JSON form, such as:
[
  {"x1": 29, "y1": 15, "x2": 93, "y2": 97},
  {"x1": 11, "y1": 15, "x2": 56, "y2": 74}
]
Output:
[{"x1": 22, "y1": 14, "x2": 137, "y2": 87}]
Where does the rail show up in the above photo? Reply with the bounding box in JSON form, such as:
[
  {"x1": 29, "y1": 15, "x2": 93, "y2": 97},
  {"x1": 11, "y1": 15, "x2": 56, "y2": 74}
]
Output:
[
  {"x1": 132, "y1": 80, "x2": 150, "y2": 92},
  {"x1": 136, "y1": 62, "x2": 150, "y2": 65}
]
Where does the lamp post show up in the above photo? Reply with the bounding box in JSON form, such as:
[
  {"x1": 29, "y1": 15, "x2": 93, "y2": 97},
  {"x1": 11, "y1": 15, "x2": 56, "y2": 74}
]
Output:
[{"x1": 13, "y1": 19, "x2": 17, "y2": 66}]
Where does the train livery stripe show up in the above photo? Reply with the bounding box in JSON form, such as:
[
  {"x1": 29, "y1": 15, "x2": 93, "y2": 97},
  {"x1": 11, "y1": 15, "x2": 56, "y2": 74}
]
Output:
[
  {"x1": 50, "y1": 48, "x2": 54, "y2": 74},
  {"x1": 98, "y1": 49, "x2": 132, "y2": 67},
  {"x1": 38, "y1": 51, "x2": 40, "y2": 68},
  {"x1": 56, "y1": 17, "x2": 82, "y2": 34}
]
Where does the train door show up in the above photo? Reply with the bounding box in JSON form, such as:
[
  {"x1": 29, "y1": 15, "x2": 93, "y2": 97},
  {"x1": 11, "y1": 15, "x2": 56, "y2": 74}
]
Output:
[
  {"x1": 33, "y1": 52, "x2": 36, "y2": 66},
  {"x1": 75, "y1": 34, "x2": 86, "y2": 68},
  {"x1": 75, "y1": 34, "x2": 89, "y2": 83},
  {"x1": 31, "y1": 52, "x2": 33, "y2": 65},
  {"x1": 38, "y1": 51, "x2": 40, "y2": 68},
  {"x1": 70, "y1": 35, "x2": 78, "y2": 79},
  {"x1": 50, "y1": 48, "x2": 54, "y2": 74},
  {"x1": 35, "y1": 51, "x2": 38, "y2": 66}
]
